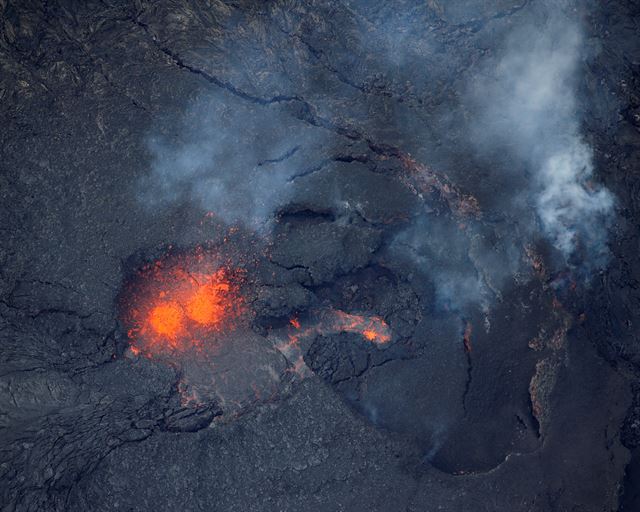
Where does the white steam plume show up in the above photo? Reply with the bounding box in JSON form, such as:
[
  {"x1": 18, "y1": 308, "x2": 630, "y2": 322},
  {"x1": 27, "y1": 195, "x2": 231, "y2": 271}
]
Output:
[
  {"x1": 468, "y1": 17, "x2": 614, "y2": 268},
  {"x1": 139, "y1": 95, "x2": 324, "y2": 231}
]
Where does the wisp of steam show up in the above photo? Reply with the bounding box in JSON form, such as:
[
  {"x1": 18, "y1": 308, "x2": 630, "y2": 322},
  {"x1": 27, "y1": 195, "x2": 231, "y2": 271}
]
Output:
[
  {"x1": 139, "y1": 6, "x2": 614, "y2": 275},
  {"x1": 139, "y1": 94, "x2": 324, "y2": 231},
  {"x1": 468, "y1": 16, "x2": 614, "y2": 270}
]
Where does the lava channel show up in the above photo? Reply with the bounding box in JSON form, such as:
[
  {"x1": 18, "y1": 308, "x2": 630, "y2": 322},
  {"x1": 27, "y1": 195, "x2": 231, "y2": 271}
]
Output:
[
  {"x1": 274, "y1": 309, "x2": 392, "y2": 377},
  {"x1": 327, "y1": 310, "x2": 392, "y2": 344}
]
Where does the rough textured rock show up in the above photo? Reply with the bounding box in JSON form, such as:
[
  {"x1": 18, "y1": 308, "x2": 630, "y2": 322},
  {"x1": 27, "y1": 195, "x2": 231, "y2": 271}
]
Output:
[{"x1": 1, "y1": 1, "x2": 639, "y2": 511}]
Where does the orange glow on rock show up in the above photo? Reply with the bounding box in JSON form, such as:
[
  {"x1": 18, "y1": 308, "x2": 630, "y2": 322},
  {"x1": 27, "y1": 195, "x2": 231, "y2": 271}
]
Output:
[
  {"x1": 463, "y1": 321, "x2": 472, "y2": 353},
  {"x1": 329, "y1": 311, "x2": 391, "y2": 345},
  {"x1": 289, "y1": 317, "x2": 301, "y2": 329},
  {"x1": 120, "y1": 247, "x2": 245, "y2": 357},
  {"x1": 362, "y1": 329, "x2": 377, "y2": 341},
  {"x1": 185, "y1": 278, "x2": 230, "y2": 325},
  {"x1": 274, "y1": 309, "x2": 392, "y2": 378},
  {"x1": 149, "y1": 301, "x2": 185, "y2": 340}
]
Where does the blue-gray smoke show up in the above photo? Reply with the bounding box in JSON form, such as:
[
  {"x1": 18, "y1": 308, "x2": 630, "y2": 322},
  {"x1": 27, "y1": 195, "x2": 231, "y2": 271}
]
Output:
[{"x1": 466, "y1": 15, "x2": 614, "y2": 268}]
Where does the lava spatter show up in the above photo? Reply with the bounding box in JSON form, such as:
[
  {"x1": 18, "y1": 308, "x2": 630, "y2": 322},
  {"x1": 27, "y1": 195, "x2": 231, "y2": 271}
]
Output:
[
  {"x1": 120, "y1": 246, "x2": 246, "y2": 358},
  {"x1": 148, "y1": 301, "x2": 185, "y2": 342}
]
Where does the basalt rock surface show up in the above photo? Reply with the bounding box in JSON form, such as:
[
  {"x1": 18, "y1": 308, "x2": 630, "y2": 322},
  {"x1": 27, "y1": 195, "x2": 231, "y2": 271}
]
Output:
[{"x1": 1, "y1": 1, "x2": 639, "y2": 511}]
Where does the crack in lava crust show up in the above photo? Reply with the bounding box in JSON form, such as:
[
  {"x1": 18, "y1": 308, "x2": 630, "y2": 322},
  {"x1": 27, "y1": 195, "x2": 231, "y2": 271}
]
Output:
[
  {"x1": 120, "y1": 246, "x2": 246, "y2": 358},
  {"x1": 119, "y1": 244, "x2": 395, "y2": 413},
  {"x1": 274, "y1": 310, "x2": 392, "y2": 378}
]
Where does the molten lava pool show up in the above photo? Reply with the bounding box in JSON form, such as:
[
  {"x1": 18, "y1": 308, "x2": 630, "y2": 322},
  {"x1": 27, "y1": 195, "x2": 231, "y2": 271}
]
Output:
[{"x1": 120, "y1": 246, "x2": 245, "y2": 357}]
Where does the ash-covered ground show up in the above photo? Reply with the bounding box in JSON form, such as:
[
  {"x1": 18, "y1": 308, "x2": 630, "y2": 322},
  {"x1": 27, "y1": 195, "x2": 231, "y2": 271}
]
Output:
[{"x1": 1, "y1": 1, "x2": 640, "y2": 511}]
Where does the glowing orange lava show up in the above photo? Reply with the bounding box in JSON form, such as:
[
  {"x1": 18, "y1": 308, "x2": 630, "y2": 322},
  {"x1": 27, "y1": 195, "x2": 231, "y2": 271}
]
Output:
[
  {"x1": 329, "y1": 311, "x2": 392, "y2": 345},
  {"x1": 289, "y1": 317, "x2": 301, "y2": 329},
  {"x1": 121, "y1": 247, "x2": 245, "y2": 357},
  {"x1": 185, "y1": 277, "x2": 230, "y2": 325},
  {"x1": 149, "y1": 301, "x2": 185, "y2": 341},
  {"x1": 362, "y1": 329, "x2": 377, "y2": 341},
  {"x1": 276, "y1": 309, "x2": 392, "y2": 378}
]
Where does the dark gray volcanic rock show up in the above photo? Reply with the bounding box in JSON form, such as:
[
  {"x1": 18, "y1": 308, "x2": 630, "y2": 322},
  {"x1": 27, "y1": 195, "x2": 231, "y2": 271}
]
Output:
[{"x1": 1, "y1": 1, "x2": 639, "y2": 511}]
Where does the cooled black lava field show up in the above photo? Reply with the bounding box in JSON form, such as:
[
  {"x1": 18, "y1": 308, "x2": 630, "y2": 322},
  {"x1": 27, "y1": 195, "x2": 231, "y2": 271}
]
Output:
[{"x1": 2, "y1": 1, "x2": 640, "y2": 511}]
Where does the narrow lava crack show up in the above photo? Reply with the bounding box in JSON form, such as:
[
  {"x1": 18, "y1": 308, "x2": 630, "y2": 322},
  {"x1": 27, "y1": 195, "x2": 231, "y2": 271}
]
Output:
[
  {"x1": 462, "y1": 344, "x2": 473, "y2": 415},
  {"x1": 275, "y1": 25, "x2": 367, "y2": 94},
  {"x1": 257, "y1": 145, "x2": 300, "y2": 167}
]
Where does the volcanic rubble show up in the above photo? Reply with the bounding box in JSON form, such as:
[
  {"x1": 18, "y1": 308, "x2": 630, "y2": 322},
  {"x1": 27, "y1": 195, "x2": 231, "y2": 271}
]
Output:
[{"x1": 1, "y1": 1, "x2": 640, "y2": 511}]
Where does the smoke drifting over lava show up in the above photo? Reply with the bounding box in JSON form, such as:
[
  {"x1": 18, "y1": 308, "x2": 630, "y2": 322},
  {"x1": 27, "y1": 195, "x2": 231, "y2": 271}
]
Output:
[
  {"x1": 139, "y1": 92, "x2": 327, "y2": 231},
  {"x1": 3, "y1": 0, "x2": 636, "y2": 509},
  {"x1": 138, "y1": 2, "x2": 615, "y2": 286},
  {"x1": 466, "y1": 14, "x2": 614, "y2": 269},
  {"x1": 123, "y1": 0, "x2": 620, "y2": 485}
]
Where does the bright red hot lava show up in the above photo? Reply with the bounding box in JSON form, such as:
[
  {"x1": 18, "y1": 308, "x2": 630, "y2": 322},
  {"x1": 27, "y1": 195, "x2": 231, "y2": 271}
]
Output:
[{"x1": 120, "y1": 247, "x2": 245, "y2": 357}]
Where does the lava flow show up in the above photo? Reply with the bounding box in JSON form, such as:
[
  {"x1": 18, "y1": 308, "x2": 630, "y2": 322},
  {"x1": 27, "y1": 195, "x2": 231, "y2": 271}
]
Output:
[
  {"x1": 282, "y1": 310, "x2": 391, "y2": 351},
  {"x1": 328, "y1": 310, "x2": 391, "y2": 344},
  {"x1": 274, "y1": 309, "x2": 392, "y2": 377},
  {"x1": 120, "y1": 246, "x2": 246, "y2": 358}
]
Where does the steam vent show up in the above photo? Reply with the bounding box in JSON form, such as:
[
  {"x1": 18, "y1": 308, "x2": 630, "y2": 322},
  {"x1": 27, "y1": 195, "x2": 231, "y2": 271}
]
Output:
[{"x1": 2, "y1": 1, "x2": 640, "y2": 510}]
